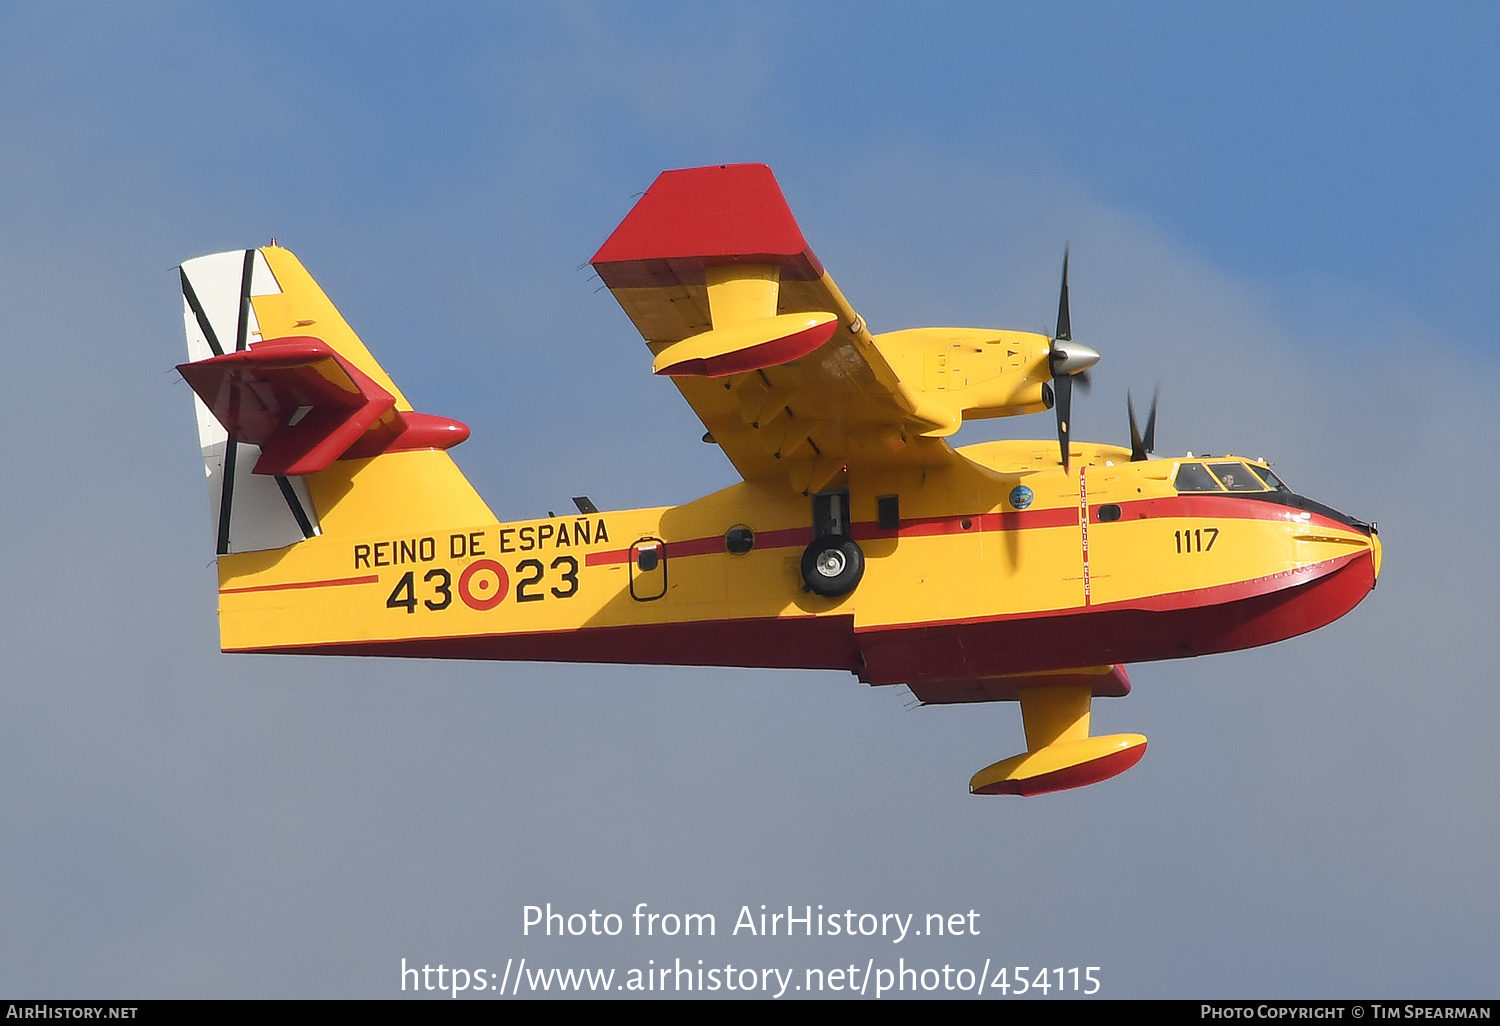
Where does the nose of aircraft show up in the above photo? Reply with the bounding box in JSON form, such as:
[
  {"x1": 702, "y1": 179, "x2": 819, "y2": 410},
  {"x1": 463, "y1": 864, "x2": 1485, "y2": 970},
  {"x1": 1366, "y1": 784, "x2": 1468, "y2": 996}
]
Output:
[{"x1": 1370, "y1": 529, "x2": 1382, "y2": 581}]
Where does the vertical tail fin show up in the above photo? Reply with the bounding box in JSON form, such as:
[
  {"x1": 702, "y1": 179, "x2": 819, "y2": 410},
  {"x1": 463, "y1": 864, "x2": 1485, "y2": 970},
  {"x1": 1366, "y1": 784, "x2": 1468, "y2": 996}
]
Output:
[
  {"x1": 178, "y1": 245, "x2": 487, "y2": 559},
  {"x1": 180, "y1": 248, "x2": 321, "y2": 554}
]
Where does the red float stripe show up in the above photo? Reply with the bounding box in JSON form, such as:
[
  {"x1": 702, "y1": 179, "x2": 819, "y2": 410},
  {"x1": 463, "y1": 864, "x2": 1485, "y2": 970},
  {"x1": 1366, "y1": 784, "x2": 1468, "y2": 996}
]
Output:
[
  {"x1": 655, "y1": 320, "x2": 837, "y2": 377},
  {"x1": 971, "y1": 743, "x2": 1147, "y2": 796}
]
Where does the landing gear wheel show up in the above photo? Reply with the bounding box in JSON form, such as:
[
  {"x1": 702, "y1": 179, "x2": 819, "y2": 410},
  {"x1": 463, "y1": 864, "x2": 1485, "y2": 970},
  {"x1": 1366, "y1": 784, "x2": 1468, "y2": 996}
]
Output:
[{"x1": 801, "y1": 534, "x2": 865, "y2": 597}]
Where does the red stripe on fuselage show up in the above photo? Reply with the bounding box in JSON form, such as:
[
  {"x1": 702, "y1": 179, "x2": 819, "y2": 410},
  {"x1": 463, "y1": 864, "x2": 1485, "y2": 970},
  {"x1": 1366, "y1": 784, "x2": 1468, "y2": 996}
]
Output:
[
  {"x1": 582, "y1": 493, "x2": 1348, "y2": 567},
  {"x1": 586, "y1": 526, "x2": 813, "y2": 566},
  {"x1": 1101, "y1": 494, "x2": 1353, "y2": 532},
  {"x1": 586, "y1": 508, "x2": 1079, "y2": 566},
  {"x1": 221, "y1": 574, "x2": 380, "y2": 595},
  {"x1": 854, "y1": 506, "x2": 1079, "y2": 541}
]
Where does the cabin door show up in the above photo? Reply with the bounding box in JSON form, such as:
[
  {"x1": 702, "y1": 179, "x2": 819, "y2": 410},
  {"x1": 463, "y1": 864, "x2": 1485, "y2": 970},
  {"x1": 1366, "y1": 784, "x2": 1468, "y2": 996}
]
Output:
[{"x1": 629, "y1": 537, "x2": 668, "y2": 601}]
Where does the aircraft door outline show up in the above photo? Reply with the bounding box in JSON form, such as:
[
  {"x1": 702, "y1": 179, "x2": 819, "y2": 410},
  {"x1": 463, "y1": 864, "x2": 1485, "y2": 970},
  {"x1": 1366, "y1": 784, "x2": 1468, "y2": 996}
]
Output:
[{"x1": 630, "y1": 537, "x2": 668, "y2": 601}]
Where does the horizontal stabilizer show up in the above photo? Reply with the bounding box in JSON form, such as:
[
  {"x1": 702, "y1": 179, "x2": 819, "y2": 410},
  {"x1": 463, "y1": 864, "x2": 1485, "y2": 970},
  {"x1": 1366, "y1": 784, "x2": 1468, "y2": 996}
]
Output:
[{"x1": 178, "y1": 336, "x2": 469, "y2": 476}]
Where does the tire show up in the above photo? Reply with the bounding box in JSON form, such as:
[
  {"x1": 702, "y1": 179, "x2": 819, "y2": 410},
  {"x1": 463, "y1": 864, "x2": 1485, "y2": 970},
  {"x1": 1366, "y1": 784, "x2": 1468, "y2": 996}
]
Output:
[{"x1": 801, "y1": 534, "x2": 865, "y2": 597}]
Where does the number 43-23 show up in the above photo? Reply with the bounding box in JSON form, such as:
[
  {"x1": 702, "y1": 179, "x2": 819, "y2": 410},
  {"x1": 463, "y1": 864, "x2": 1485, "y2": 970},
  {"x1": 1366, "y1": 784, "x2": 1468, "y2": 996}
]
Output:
[{"x1": 385, "y1": 557, "x2": 580, "y2": 613}]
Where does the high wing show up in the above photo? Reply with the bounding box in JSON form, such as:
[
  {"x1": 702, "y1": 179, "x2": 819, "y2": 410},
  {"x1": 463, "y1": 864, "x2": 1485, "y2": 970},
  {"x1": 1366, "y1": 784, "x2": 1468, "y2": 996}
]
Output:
[{"x1": 592, "y1": 164, "x2": 1042, "y2": 494}]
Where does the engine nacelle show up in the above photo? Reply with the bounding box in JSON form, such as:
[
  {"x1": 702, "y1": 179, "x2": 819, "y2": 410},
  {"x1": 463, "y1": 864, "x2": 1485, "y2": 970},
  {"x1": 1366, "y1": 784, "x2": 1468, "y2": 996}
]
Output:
[{"x1": 873, "y1": 327, "x2": 1053, "y2": 436}]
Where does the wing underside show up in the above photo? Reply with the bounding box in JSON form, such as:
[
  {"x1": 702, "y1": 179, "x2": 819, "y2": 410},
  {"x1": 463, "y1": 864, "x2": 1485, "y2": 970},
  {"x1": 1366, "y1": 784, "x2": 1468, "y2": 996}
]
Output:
[{"x1": 592, "y1": 164, "x2": 961, "y2": 493}]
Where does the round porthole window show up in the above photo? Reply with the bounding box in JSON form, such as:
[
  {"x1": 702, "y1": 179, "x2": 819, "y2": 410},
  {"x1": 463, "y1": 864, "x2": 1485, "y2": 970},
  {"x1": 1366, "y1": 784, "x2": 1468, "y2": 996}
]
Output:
[{"x1": 725, "y1": 525, "x2": 755, "y2": 555}]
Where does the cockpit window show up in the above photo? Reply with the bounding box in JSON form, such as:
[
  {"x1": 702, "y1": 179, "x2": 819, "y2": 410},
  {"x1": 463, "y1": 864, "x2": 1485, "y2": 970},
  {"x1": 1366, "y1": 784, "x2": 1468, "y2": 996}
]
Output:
[
  {"x1": 1208, "y1": 461, "x2": 1265, "y2": 492},
  {"x1": 1173, "y1": 463, "x2": 1223, "y2": 492},
  {"x1": 1250, "y1": 464, "x2": 1287, "y2": 491}
]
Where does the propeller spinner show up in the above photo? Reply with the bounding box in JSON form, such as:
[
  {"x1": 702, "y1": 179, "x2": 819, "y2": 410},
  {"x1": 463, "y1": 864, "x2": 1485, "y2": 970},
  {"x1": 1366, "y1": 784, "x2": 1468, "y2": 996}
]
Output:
[{"x1": 1047, "y1": 250, "x2": 1100, "y2": 472}]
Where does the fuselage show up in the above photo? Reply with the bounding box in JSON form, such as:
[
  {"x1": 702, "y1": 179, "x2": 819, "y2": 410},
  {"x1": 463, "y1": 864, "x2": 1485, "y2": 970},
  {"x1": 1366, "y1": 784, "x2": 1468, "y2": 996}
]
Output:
[
  {"x1": 216, "y1": 439, "x2": 1380, "y2": 697},
  {"x1": 182, "y1": 209, "x2": 1375, "y2": 792}
]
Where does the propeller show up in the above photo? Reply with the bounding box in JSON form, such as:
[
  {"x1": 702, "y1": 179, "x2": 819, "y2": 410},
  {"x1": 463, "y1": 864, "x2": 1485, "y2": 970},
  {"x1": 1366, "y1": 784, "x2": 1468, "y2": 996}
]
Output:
[
  {"x1": 1047, "y1": 249, "x2": 1100, "y2": 472},
  {"x1": 1128, "y1": 387, "x2": 1159, "y2": 462}
]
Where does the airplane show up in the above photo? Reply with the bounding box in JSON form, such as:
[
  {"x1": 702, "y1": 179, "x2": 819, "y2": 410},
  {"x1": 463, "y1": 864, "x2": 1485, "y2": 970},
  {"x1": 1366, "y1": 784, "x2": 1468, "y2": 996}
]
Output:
[{"x1": 174, "y1": 163, "x2": 1381, "y2": 796}]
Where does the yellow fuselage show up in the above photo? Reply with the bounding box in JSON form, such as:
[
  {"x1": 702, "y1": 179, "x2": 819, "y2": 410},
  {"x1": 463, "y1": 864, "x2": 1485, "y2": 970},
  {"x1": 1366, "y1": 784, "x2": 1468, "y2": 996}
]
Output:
[{"x1": 216, "y1": 440, "x2": 1380, "y2": 693}]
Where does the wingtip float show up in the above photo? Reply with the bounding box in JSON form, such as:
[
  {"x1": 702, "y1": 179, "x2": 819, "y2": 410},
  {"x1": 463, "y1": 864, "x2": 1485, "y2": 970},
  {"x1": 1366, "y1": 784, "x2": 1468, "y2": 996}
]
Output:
[{"x1": 176, "y1": 163, "x2": 1380, "y2": 795}]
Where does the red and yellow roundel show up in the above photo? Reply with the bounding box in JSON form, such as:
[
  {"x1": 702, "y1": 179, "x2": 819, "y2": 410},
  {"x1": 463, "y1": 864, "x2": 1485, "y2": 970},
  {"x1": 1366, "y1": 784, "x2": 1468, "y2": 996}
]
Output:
[{"x1": 458, "y1": 559, "x2": 508, "y2": 610}]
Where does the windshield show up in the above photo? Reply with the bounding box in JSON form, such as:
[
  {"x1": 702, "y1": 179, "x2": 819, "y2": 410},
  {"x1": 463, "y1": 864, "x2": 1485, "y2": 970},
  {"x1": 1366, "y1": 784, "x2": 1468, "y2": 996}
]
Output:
[
  {"x1": 1207, "y1": 461, "x2": 1266, "y2": 492},
  {"x1": 1250, "y1": 464, "x2": 1288, "y2": 491}
]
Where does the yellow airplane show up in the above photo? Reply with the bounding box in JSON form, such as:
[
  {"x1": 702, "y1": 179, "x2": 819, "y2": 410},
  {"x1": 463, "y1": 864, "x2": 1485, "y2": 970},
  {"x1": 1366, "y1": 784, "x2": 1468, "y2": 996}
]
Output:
[{"x1": 176, "y1": 164, "x2": 1381, "y2": 796}]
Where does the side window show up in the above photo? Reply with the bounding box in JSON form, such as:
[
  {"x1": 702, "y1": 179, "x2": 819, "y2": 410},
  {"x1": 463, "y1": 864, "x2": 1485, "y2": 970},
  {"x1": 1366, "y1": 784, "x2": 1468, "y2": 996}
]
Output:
[
  {"x1": 725, "y1": 525, "x2": 755, "y2": 555},
  {"x1": 1173, "y1": 463, "x2": 1223, "y2": 493}
]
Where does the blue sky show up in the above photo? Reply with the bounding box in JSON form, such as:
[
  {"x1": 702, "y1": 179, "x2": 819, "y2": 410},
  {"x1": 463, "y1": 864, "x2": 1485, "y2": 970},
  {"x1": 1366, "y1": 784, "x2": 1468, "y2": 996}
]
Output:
[
  {"x1": 1, "y1": 3, "x2": 1496, "y2": 999},
  {"x1": 64, "y1": 3, "x2": 1494, "y2": 328}
]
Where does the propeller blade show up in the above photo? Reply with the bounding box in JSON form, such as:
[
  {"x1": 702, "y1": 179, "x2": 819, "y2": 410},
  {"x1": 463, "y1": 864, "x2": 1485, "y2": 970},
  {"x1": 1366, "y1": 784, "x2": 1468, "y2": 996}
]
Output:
[
  {"x1": 1048, "y1": 251, "x2": 1098, "y2": 379},
  {"x1": 1047, "y1": 249, "x2": 1094, "y2": 472},
  {"x1": 1127, "y1": 387, "x2": 1159, "y2": 462},
  {"x1": 1128, "y1": 392, "x2": 1144, "y2": 461},
  {"x1": 1054, "y1": 369, "x2": 1073, "y2": 472},
  {"x1": 1143, "y1": 386, "x2": 1158, "y2": 454},
  {"x1": 1055, "y1": 248, "x2": 1071, "y2": 342}
]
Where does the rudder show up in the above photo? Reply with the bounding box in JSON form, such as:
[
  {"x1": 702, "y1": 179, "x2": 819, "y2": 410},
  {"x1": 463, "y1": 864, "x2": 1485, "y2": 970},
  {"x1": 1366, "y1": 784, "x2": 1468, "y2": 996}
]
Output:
[{"x1": 180, "y1": 248, "x2": 321, "y2": 554}]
